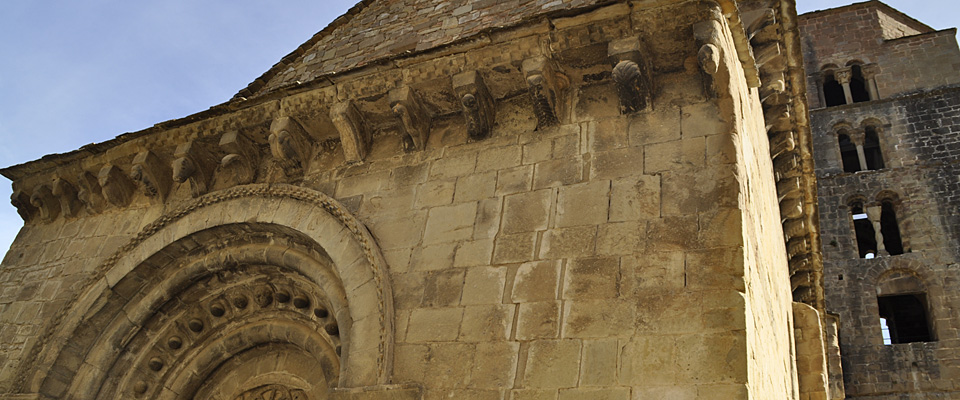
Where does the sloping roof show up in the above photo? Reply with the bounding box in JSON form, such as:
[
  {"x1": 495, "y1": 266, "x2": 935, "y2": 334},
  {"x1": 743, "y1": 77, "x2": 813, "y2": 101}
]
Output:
[
  {"x1": 236, "y1": 0, "x2": 598, "y2": 99},
  {"x1": 799, "y1": 0, "x2": 934, "y2": 33}
]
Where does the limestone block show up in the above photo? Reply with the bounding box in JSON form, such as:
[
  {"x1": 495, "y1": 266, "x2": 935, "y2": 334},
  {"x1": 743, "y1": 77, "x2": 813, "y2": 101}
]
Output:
[
  {"x1": 497, "y1": 165, "x2": 534, "y2": 196},
  {"x1": 644, "y1": 138, "x2": 705, "y2": 174},
  {"x1": 591, "y1": 147, "x2": 644, "y2": 180},
  {"x1": 698, "y1": 208, "x2": 743, "y2": 248},
  {"x1": 406, "y1": 308, "x2": 465, "y2": 342},
  {"x1": 533, "y1": 157, "x2": 583, "y2": 189},
  {"x1": 680, "y1": 101, "x2": 728, "y2": 137},
  {"x1": 562, "y1": 257, "x2": 619, "y2": 300},
  {"x1": 609, "y1": 175, "x2": 660, "y2": 221},
  {"x1": 628, "y1": 106, "x2": 681, "y2": 146},
  {"x1": 455, "y1": 172, "x2": 497, "y2": 203},
  {"x1": 557, "y1": 388, "x2": 630, "y2": 400},
  {"x1": 411, "y1": 242, "x2": 456, "y2": 272},
  {"x1": 426, "y1": 342, "x2": 475, "y2": 388},
  {"x1": 539, "y1": 226, "x2": 597, "y2": 259},
  {"x1": 521, "y1": 340, "x2": 581, "y2": 388},
  {"x1": 337, "y1": 170, "x2": 390, "y2": 198},
  {"x1": 561, "y1": 299, "x2": 637, "y2": 338},
  {"x1": 393, "y1": 344, "x2": 429, "y2": 382},
  {"x1": 392, "y1": 273, "x2": 427, "y2": 310},
  {"x1": 430, "y1": 153, "x2": 478, "y2": 180},
  {"x1": 695, "y1": 384, "x2": 748, "y2": 399},
  {"x1": 477, "y1": 145, "x2": 522, "y2": 172},
  {"x1": 523, "y1": 140, "x2": 553, "y2": 165},
  {"x1": 632, "y1": 386, "x2": 696, "y2": 399},
  {"x1": 416, "y1": 179, "x2": 456, "y2": 208},
  {"x1": 502, "y1": 189, "x2": 552, "y2": 234},
  {"x1": 470, "y1": 341, "x2": 520, "y2": 388},
  {"x1": 596, "y1": 222, "x2": 644, "y2": 256},
  {"x1": 620, "y1": 252, "x2": 685, "y2": 296},
  {"x1": 516, "y1": 301, "x2": 561, "y2": 340},
  {"x1": 423, "y1": 389, "x2": 501, "y2": 400},
  {"x1": 580, "y1": 339, "x2": 619, "y2": 386},
  {"x1": 360, "y1": 187, "x2": 417, "y2": 217},
  {"x1": 473, "y1": 198, "x2": 502, "y2": 239},
  {"x1": 511, "y1": 389, "x2": 559, "y2": 400},
  {"x1": 619, "y1": 335, "x2": 678, "y2": 386},
  {"x1": 635, "y1": 292, "x2": 704, "y2": 334},
  {"x1": 660, "y1": 169, "x2": 737, "y2": 216},
  {"x1": 587, "y1": 118, "x2": 628, "y2": 153},
  {"x1": 423, "y1": 202, "x2": 479, "y2": 244},
  {"x1": 511, "y1": 260, "x2": 561, "y2": 303},
  {"x1": 556, "y1": 181, "x2": 609, "y2": 228},
  {"x1": 367, "y1": 212, "x2": 426, "y2": 251},
  {"x1": 461, "y1": 266, "x2": 507, "y2": 305},
  {"x1": 645, "y1": 216, "x2": 699, "y2": 252},
  {"x1": 493, "y1": 232, "x2": 537, "y2": 264},
  {"x1": 705, "y1": 133, "x2": 736, "y2": 165},
  {"x1": 676, "y1": 333, "x2": 747, "y2": 384},
  {"x1": 701, "y1": 291, "x2": 746, "y2": 332},
  {"x1": 454, "y1": 239, "x2": 494, "y2": 267},
  {"x1": 459, "y1": 304, "x2": 515, "y2": 342},
  {"x1": 422, "y1": 269, "x2": 465, "y2": 307},
  {"x1": 685, "y1": 247, "x2": 745, "y2": 291}
]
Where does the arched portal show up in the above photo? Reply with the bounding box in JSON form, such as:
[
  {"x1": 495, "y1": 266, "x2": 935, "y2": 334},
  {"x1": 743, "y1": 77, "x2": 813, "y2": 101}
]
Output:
[{"x1": 17, "y1": 185, "x2": 394, "y2": 399}]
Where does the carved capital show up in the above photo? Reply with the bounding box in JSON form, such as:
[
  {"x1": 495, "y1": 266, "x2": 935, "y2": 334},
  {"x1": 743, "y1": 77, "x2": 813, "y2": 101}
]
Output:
[
  {"x1": 99, "y1": 164, "x2": 135, "y2": 207},
  {"x1": 522, "y1": 56, "x2": 565, "y2": 126},
  {"x1": 390, "y1": 87, "x2": 431, "y2": 151},
  {"x1": 76, "y1": 171, "x2": 106, "y2": 213},
  {"x1": 453, "y1": 71, "x2": 495, "y2": 140},
  {"x1": 216, "y1": 131, "x2": 258, "y2": 188},
  {"x1": 269, "y1": 116, "x2": 312, "y2": 172},
  {"x1": 11, "y1": 188, "x2": 37, "y2": 222},
  {"x1": 52, "y1": 177, "x2": 82, "y2": 218},
  {"x1": 834, "y1": 67, "x2": 852, "y2": 84},
  {"x1": 330, "y1": 101, "x2": 369, "y2": 163},
  {"x1": 131, "y1": 151, "x2": 172, "y2": 201},
  {"x1": 861, "y1": 63, "x2": 880, "y2": 79},
  {"x1": 172, "y1": 141, "x2": 217, "y2": 197},
  {"x1": 608, "y1": 38, "x2": 652, "y2": 114},
  {"x1": 29, "y1": 185, "x2": 60, "y2": 222}
]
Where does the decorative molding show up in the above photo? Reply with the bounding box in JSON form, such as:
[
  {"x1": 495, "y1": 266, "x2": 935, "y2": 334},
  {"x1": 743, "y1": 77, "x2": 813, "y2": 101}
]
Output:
[
  {"x1": 453, "y1": 71, "x2": 495, "y2": 140},
  {"x1": 131, "y1": 151, "x2": 173, "y2": 201},
  {"x1": 389, "y1": 87, "x2": 431, "y2": 151},
  {"x1": 522, "y1": 56, "x2": 565, "y2": 126},
  {"x1": 98, "y1": 164, "x2": 135, "y2": 208},
  {"x1": 608, "y1": 38, "x2": 652, "y2": 113},
  {"x1": 331, "y1": 101, "x2": 369, "y2": 163}
]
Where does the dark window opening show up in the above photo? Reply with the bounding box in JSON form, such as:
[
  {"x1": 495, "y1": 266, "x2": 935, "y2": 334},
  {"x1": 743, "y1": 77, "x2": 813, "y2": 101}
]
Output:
[
  {"x1": 839, "y1": 133, "x2": 861, "y2": 173},
  {"x1": 824, "y1": 73, "x2": 846, "y2": 107},
  {"x1": 878, "y1": 294, "x2": 932, "y2": 344},
  {"x1": 863, "y1": 127, "x2": 885, "y2": 170},
  {"x1": 881, "y1": 201, "x2": 904, "y2": 255},
  {"x1": 850, "y1": 65, "x2": 871, "y2": 103},
  {"x1": 851, "y1": 203, "x2": 877, "y2": 258}
]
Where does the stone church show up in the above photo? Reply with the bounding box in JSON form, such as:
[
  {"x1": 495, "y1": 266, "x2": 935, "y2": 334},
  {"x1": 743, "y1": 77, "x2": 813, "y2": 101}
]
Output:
[{"x1": 0, "y1": 0, "x2": 955, "y2": 398}]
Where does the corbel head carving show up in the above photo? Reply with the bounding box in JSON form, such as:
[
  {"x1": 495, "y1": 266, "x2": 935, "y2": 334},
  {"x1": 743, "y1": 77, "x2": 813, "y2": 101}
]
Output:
[
  {"x1": 29, "y1": 185, "x2": 60, "y2": 222},
  {"x1": 330, "y1": 102, "x2": 369, "y2": 164},
  {"x1": 52, "y1": 177, "x2": 82, "y2": 218},
  {"x1": 522, "y1": 56, "x2": 565, "y2": 126},
  {"x1": 453, "y1": 71, "x2": 495, "y2": 140},
  {"x1": 215, "y1": 131, "x2": 258, "y2": 189},
  {"x1": 11, "y1": 188, "x2": 37, "y2": 222},
  {"x1": 76, "y1": 171, "x2": 106, "y2": 213},
  {"x1": 172, "y1": 141, "x2": 216, "y2": 197},
  {"x1": 99, "y1": 164, "x2": 135, "y2": 207},
  {"x1": 130, "y1": 151, "x2": 172, "y2": 201},
  {"x1": 269, "y1": 116, "x2": 312, "y2": 172},
  {"x1": 608, "y1": 38, "x2": 652, "y2": 114},
  {"x1": 389, "y1": 87, "x2": 431, "y2": 151}
]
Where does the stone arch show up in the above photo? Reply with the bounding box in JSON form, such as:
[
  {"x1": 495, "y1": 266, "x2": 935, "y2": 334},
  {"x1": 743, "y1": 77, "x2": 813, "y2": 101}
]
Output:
[{"x1": 17, "y1": 184, "x2": 394, "y2": 399}]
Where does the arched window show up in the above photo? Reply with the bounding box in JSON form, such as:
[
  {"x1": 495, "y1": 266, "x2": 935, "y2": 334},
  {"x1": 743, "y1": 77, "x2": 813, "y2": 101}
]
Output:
[
  {"x1": 850, "y1": 64, "x2": 871, "y2": 103},
  {"x1": 880, "y1": 200, "x2": 904, "y2": 255},
  {"x1": 877, "y1": 272, "x2": 933, "y2": 344},
  {"x1": 838, "y1": 131, "x2": 861, "y2": 173},
  {"x1": 850, "y1": 201, "x2": 877, "y2": 258},
  {"x1": 823, "y1": 71, "x2": 846, "y2": 107},
  {"x1": 863, "y1": 126, "x2": 885, "y2": 170}
]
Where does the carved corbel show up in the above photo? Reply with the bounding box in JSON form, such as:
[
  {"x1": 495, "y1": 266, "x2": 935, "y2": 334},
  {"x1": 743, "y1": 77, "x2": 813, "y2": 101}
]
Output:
[
  {"x1": 694, "y1": 18, "x2": 728, "y2": 96},
  {"x1": 99, "y1": 164, "x2": 135, "y2": 207},
  {"x1": 30, "y1": 185, "x2": 60, "y2": 222},
  {"x1": 522, "y1": 57, "x2": 566, "y2": 126},
  {"x1": 52, "y1": 177, "x2": 82, "y2": 218},
  {"x1": 453, "y1": 71, "x2": 495, "y2": 140},
  {"x1": 390, "y1": 87, "x2": 431, "y2": 151},
  {"x1": 130, "y1": 151, "x2": 172, "y2": 201},
  {"x1": 780, "y1": 197, "x2": 803, "y2": 220},
  {"x1": 172, "y1": 141, "x2": 216, "y2": 197},
  {"x1": 76, "y1": 171, "x2": 106, "y2": 213},
  {"x1": 330, "y1": 101, "x2": 369, "y2": 163},
  {"x1": 217, "y1": 131, "x2": 258, "y2": 188},
  {"x1": 783, "y1": 218, "x2": 807, "y2": 241},
  {"x1": 770, "y1": 131, "x2": 797, "y2": 159},
  {"x1": 269, "y1": 116, "x2": 312, "y2": 171},
  {"x1": 608, "y1": 38, "x2": 652, "y2": 114},
  {"x1": 11, "y1": 188, "x2": 37, "y2": 222}
]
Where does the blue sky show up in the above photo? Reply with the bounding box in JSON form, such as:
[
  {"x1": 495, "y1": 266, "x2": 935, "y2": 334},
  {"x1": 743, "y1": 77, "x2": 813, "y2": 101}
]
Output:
[{"x1": 0, "y1": 0, "x2": 957, "y2": 254}]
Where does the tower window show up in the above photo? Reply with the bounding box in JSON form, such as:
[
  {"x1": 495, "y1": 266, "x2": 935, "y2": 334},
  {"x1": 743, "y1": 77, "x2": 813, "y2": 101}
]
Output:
[
  {"x1": 863, "y1": 126, "x2": 885, "y2": 170},
  {"x1": 850, "y1": 65, "x2": 871, "y2": 103},
  {"x1": 880, "y1": 201, "x2": 904, "y2": 255},
  {"x1": 838, "y1": 133, "x2": 861, "y2": 173},
  {"x1": 851, "y1": 202, "x2": 877, "y2": 258},
  {"x1": 878, "y1": 294, "x2": 932, "y2": 344},
  {"x1": 823, "y1": 72, "x2": 846, "y2": 107}
]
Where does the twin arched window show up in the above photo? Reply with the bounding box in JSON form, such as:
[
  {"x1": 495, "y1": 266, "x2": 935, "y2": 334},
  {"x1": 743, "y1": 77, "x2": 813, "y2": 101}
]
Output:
[
  {"x1": 848, "y1": 196, "x2": 904, "y2": 259},
  {"x1": 837, "y1": 124, "x2": 886, "y2": 172},
  {"x1": 820, "y1": 62, "x2": 879, "y2": 107}
]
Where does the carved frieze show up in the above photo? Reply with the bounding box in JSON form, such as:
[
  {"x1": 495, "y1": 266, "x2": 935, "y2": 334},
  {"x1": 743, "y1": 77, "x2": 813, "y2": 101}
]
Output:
[
  {"x1": 330, "y1": 101, "x2": 369, "y2": 163},
  {"x1": 389, "y1": 87, "x2": 431, "y2": 151},
  {"x1": 522, "y1": 56, "x2": 565, "y2": 126},
  {"x1": 608, "y1": 38, "x2": 652, "y2": 113},
  {"x1": 453, "y1": 71, "x2": 495, "y2": 140},
  {"x1": 99, "y1": 164, "x2": 135, "y2": 207}
]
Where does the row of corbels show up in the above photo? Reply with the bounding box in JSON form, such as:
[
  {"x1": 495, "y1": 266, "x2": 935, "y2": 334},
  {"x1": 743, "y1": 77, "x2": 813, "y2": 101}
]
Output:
[{"x1": 11, "y1": 43, "x2": 657, "y2": 223}]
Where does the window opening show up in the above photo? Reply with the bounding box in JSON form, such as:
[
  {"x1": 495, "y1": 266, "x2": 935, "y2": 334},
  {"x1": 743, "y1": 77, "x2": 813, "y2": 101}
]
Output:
[
  {"x1": 838, "y1": 133, "x2": 861, "y2": 173},
  {"x1": 863, "y1": 127, "x2": 885, "y2": 170},
  {"x1": 878, "y1": 294, "x2": 932, "y2": 344},
  {"x1": 880, "y1": 201, "x2": 904, "y2": 255},
  {"x1": 823, "y1": 72, "x2": 846, "y2": 107},
  {"x1": 850, "y1": 65, "x2": 871, "y2": 103},
  {"x1": 851, "y1": 202, "x2": 877, "y2": 258}
]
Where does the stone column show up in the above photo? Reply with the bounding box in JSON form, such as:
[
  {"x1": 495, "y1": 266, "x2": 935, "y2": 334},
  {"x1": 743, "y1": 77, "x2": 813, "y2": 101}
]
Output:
[
  {"x1": 852, "y1": 132, "x2": 868, "y2": 171},
  {"x1": 835, "y1": 68, "x2": 853, "y2": 105},
  {"x1": 866, "y1": 205, "x2": 886, "y2": 256},
  {"x1": 862, "y1": 64, "x2": 881, "y2": 101}
]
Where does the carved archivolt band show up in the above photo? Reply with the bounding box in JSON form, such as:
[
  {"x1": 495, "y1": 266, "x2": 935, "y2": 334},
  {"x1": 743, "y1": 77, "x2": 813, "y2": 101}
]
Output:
[{"x1": 16, "y1": 184, "x2": 394, "y2": 394}]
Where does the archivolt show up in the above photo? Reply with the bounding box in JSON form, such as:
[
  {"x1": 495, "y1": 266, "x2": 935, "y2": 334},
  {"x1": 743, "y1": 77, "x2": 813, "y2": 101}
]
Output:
[{"x1": 16, "y1": 184, "x2": 394, "y2": 397}]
